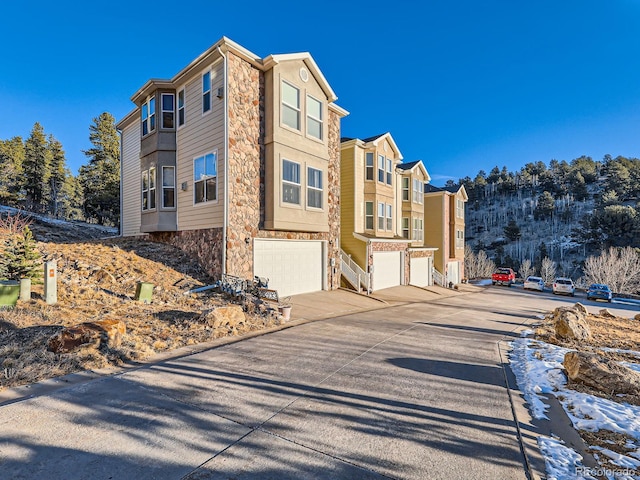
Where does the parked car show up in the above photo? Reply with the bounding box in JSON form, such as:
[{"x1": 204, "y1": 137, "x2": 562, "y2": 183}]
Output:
[
  {"x1": 492, "y1": 268, "x2": 516, "y2": 286},
  {"x1": 587, "y1": 283, "x2": 612, "y2": 303},
  {"x1": 552, "y1": 277, "x2": 575, "y2": 296},
  {"x1": 524, "y1": 276, "x2": 545, "y2": 292}
]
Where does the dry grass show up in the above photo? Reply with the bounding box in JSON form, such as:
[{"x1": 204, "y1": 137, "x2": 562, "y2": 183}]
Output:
[{"x1": 0, "y1": 237, "x2": 279, "y2": 391}]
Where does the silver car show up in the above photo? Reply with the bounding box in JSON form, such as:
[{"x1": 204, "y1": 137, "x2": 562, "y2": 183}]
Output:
[
  {"x1": 552, "y1": 277, "x2": 575, "y2": 296},
  {"x1": 524, "y1": 276, "x2": 544, "y2": 292}
]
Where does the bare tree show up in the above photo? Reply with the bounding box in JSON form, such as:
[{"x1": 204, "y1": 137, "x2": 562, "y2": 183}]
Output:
[
  {"x1": 520, "y1": 259, "x2": 534, "y2": 279},
  {"x1": 540, "y1": 257, "x2": 557, "y2": 284},
  {"x1": 583, "y1": 247, "x2": 640, "y2": 294},
  {"x1": 464, "y1": 245, "x2": 496, "y2": 279}
]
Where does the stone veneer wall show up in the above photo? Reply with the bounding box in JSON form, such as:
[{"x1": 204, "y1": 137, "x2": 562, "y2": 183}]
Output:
[
  {"x1": 150, "y1": 228, "x2": 223, "y2": 279},
  {"x1": 369, "y1": 241, "x2": 411, "y2": 286},
  {"x1": 225, "y1": 53, "x2": 342, "y2": 290}
]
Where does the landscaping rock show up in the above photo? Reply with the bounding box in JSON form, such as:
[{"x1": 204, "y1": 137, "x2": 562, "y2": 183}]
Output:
[
  {"x1": 635, "y1": 314, "x2": 640, "y2": 321},
  {"x1": 573, "y1": 302, "x2": 588, "y2": 316},
  {"x1": 564, "y1": 351, "x2": 640, "y2": 396},
  {"x1": 200, "y1": 305, "x2": 245, "y2": 328},
  {"x1": 48, "y1": 319, "x2": 126, "y2": 354},
  {"x1": 599, "y1": 309, "x2": 615, "y2": 318},
  {"x1": 553, "y1": 306, "x2": 591, "y2": 341}
]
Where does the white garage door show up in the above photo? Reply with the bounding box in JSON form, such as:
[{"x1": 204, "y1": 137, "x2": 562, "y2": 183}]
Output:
[
  {"x1": 447, "y1": 261, "x2": 460, "y2": 286},
  {"x1": 410, "y1": 256, "x2": 432, "y2": 287},
  {"x1": 372, "y1": 251, "x2": 402, "y2": 291},
  {"x1": 254, "y1": 239, "x2": 324, "y2": 297}
]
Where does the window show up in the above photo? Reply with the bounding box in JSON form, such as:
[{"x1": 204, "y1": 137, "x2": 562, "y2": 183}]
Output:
[
  {"x1": 194, "y1": 152, "x2": 217, "y2": 203},
  {"x1": 457, "y1": 198, "x2": 465, "y2": 219},
  {"x1": 162, "y1": 166, "x2": 175, "y2": 208},
  {"x1": 141, "y1": 170, "x2": 149, "y2": 211},
  {"x1": 282, "y1": 159, "x2": 300, "y2": 204},
  {"x1": 386, "y1": 204, "x2": 392, "y2": 230},
  {"x1": 402, "y1": 177, "x2": 409, "y2": 201},
  {"x1": 161, "y1": 93, "x2": 174, "y2": 129},
  {"x1": 456, "y1": 229, "x2": 464, "y2": 247},
  {"x1": 148, "y1": 167, "x2": 156, "y2": 209},
  {"x1": 141, "y1": 96, "x2": 155, "y2": 136},
  {"x1": 365, "y1": 202, "x2": 374, "y2": 229},
  {"x1": 402, "y1": 217, "x2": 409, "y2": 238},
  {"x1": 178, "y1": 89, "x2": 185, "y2": 127},
  {"x1": 378, "y1": 202, "x2": 385, "y2": 229},
  {"x1": 202, "y1": 72, "x2": 211, "y2": 113},
  {"x1": 306, "y1": 95, "x2": 323, "y2": 139},
  {"x1": 413, "y1": 179, "x2": 423, "y2": 204},
  {"x1": 378, "y1": 155, "x2": 385, "y2": 183},
  {"x1": 282, "y1": 82, "x2": 300, "y2": 130},
  {"x1": 386, "y1": 158, "x2": 392, "y2": 185},
  {"x1": 307, "y1": 167, "x2": 322, "y2": 208},
  {"x1": 413, "y1": 218, "x2": 423, "y2": 241},
  {"x1": 365, "y1": 153, "x2": 374, "y2": 181}
]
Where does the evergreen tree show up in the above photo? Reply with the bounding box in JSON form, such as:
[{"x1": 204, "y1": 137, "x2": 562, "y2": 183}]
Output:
[
  {"x1": 47, "y1": 135, "x2": 67, "y2": 217},
  {"x1": 22, "y1": 123, "x2": 51, "y2": 212},
  {"x1": 0, "y1": 137, "x2": 25, "y2": 205},
  {"x1": 78, "y1": 113, "x2": 120, "y2": 225},
  {"x1": 534, "y1": 191, "x2": 555, "y2": 220},
  {"x1": 503, "y1": 218, "x2": 522, "y2": 241},
  {"x1": 0, "y1": 226, "x2": 42, "y2": 280}
]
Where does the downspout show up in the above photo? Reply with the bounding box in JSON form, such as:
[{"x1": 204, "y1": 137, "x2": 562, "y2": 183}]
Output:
[{"x1": 217, "y1": 45, "x2": 229, "y2": 276}]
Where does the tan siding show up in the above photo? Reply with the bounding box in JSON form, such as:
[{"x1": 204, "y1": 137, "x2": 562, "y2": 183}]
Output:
[
  {"x1": 121, "y1": 120, "x2": 141, "y2": 236},
  {"x1": 424, "y1": 194, "x2": 445, "y2": 272},
  {"x1": 339, "y1": 145, "x2": 367, "y2": 270},
  {"x1": 176, "y1": 61, "x2": 225, "y2": 231}
]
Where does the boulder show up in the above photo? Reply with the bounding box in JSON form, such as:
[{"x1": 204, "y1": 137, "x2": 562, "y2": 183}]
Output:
[
  {"x1": 48, "y1": 319, "x2": 126, "y2": 354},
  {"x1": 553, "y1": 306, "x2": 591, "y2": 341},
  {"x1": 573, "y1": 302, "x2": 588, "y2": 316},
  {"x1": 200, "y1": 305, "x2": 245, "y2": 328},
  {"x1": 599, "y1": 309, "x2": 615, "y2": 318},
  {"x1": 564, "y1": 351, "x2": 640, "y2": 396},
  {"x1": 635, "y1": 314, "x2": 640, "y2": 321}
]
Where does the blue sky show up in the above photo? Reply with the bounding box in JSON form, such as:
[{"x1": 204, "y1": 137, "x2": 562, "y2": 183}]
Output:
[{"x1": 2, "y1": 1, "x2": 640, "y2": 185}]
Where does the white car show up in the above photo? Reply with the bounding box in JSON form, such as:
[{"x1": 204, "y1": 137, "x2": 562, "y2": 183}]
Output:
[
  {"x1": 553, "y1": 277, "x2": 575, "y2": 296},
  {"x1": 524, "y1": 276, "x2": 544, "y2": 292}
]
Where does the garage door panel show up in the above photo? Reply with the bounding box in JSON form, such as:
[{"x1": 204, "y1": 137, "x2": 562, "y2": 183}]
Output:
[
  {"x1": 372, "y1": 251, "x2": 402, "y2": 291},
  {"x1": 410, "y1": 257, "x2": 431, "y2": 287},
  {"x1": 254, "y1": 240, "x2": 323, "y2": 297}
]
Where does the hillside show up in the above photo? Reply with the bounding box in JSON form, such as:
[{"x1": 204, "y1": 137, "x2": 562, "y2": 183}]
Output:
[{"x1": 0, "y1": 211, "x2": 278, "y2": 391}]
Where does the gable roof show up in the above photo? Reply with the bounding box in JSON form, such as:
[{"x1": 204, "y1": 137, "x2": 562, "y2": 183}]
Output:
[
  {"x1": 263, "y1": 52, "x2": 337, "y2": 103},
  {"x1": 397, "y1": 160, "x2": 431, "y2": 183},
  {"x1": 424, "y1": 183, "x2": 469, "y2": 201}
]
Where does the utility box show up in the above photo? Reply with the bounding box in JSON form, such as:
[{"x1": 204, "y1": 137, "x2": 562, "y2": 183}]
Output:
[
  {"x1": 135, "y1": 282, "x2": 154, "y2": 303},
  {"x1": 0, "y1": 281, "x2": 20, "y2": 308},
  {"x1": 44, "y1": 260, "x2": 57, "y2": 305}
]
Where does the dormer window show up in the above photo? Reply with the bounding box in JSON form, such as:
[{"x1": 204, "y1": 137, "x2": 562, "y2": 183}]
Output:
[{"x1": 141, "y1": 96, "x2": 155, "y2": 136}]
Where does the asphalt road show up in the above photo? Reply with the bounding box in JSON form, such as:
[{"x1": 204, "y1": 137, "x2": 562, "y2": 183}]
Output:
[{"x1": 1, "y1": 286, "x2": 633, "y2": 480}]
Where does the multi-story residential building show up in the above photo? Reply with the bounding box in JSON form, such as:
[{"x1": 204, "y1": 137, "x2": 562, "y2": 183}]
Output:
[
  {"x1": 117, "y1": 37, "x2": 348, "y2": 297},
  {"x1": 339, "y1": 134, "x2": 436, "y2": 291},
  {"x1": 423, "y1": 184, "x2": 468, "y2": 286}
]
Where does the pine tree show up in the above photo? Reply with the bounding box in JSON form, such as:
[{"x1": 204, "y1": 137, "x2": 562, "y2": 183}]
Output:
[
  {"x1": 503, "y1": 219, "x2": 522, "y2": 241},
  {"x1": 47, "y1": 135, "x2": 68, "y2": 217},
  {"x1": 0, "y1": 137, "x2": 25, "y2": 205},
  {"x1": 23, "y1": 123, "x2": 51, "y2": 212},
  {"x1": 0, "y1": 226, "x2": 42, "y2": 281},
  {"x1": 78, "y1": 113, "x2": 120, "y2": 225}
]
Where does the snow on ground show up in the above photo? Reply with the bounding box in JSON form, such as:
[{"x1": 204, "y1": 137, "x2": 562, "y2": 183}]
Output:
[
  {"x1": 509, "y1": 336, "x2": 640, "y2": 479},
  {"x1": 0, "y1": 205, "x2": 117, "y2": 234}
]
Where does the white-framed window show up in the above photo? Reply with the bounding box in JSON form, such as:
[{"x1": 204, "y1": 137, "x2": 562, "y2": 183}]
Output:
[
  {"x1": 386, "y1": 158, "x2": 392, "y2": 185},
  {"x1": 307, "y1": 166, "x2": 323, "y2": 209},
  {"x1": 413, "y1": 218, "x2": 423, "y2": 241},
  {"x1": 148, "y1": 166, "x2": 156, "y2": 209},
  {"x1": 141, "y1": 96, "x2": 155, "y2": 136},
  {"x1": 306, "y1": 95, "x2": 323, "y2": 140},
  {"x1": 386, "y1": 204, "x2": 393, "y2": 230},
  {"x1": 378, "y1": 155, "x2": 385, "y2": 183},
  {"x1": 413, "y1": 179, "x2": 423, "y2": 204},
  {"x1": 202, "y1": 71, "x2": 211, "y2": 113},
  {"x1": 141, "y1": 170, "x2": 149, "y2": 211},
  {"x1": 161, "y1": 93, "x2": 174, "y2": 129},
  {"x1": 402, "y1": 177, "x2": 409, "y2": 201},
  {"x1": 457, "y1": 198, "x2": 465, "y2": 219},
  {"x1": 282, "y1": 81, "x2": 300, "y2": 130},
  {"x1": 194, "y1": 151, "x2": 217, "y2": 204},
  {"x1": 378, "y1": 202, "x2": 385, "y2": 229},
  {"x1": 402, "y1": 217, "x2": 409, "y2": 238},
  {"x1": 365, "y1": 201, "x2": 374, "y2": 229},
  {"x1": 456, "y1": 229, "x2": 464, "y2": 247},
  {"x1": 177, "y1": 89, "x2": 185, "y2": 127},
  {"x1": 282, "y1": 159, "x2": 301, "y2": 205},
  {"x1": 162, "y1": 166, "x2": 175, "y2": 208},
  {"x1": 365, "y1": 153, "x2": 374, "y2": 181}
]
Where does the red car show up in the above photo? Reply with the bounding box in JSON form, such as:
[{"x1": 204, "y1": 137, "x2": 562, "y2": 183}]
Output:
[{"x1": 492, "y1": 268, "x2": 516, "y2": 286}]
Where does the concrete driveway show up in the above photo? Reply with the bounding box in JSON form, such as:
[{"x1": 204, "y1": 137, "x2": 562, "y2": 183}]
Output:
[{"x1": 0, "y1": 286, "x2": 569, "y2": 479}]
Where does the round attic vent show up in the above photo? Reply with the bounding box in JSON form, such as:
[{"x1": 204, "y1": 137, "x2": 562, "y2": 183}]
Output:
[{"x1": 299, "y1": 67, "x2": 309, "y2": 82}]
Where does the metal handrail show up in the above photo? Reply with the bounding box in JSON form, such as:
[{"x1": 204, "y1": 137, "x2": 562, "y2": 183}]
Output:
[{"x1": 432, "y1": 268, "x2": 445, "y2": 287}]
